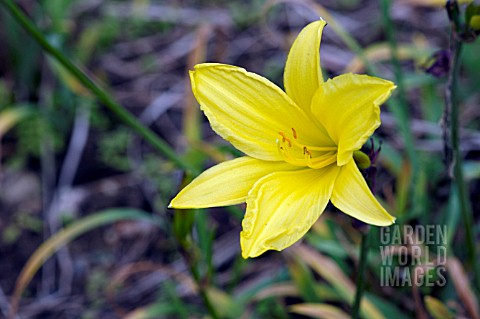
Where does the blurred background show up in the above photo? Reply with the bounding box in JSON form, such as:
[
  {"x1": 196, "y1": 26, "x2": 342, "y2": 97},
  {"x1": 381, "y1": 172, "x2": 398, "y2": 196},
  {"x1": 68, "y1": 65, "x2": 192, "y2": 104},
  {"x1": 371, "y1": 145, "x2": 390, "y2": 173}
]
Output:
[{"x1": 1, "y1": 0, "x2": 479, "y2": 318}]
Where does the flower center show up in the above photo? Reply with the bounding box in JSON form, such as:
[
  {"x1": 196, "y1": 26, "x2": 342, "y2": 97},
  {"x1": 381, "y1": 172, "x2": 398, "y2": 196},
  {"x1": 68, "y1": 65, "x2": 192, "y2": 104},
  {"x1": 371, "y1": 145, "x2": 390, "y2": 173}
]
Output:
[{"x1": 276, "y1": 128, "x2": 337, "y2": 169}]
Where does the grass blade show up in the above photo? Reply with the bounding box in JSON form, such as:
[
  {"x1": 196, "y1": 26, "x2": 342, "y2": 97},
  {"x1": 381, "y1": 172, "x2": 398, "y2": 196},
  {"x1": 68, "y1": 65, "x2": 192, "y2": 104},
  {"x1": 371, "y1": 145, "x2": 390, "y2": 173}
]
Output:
[{"x1": 9, "y1": 208, "x2": 161, "y2": 318}]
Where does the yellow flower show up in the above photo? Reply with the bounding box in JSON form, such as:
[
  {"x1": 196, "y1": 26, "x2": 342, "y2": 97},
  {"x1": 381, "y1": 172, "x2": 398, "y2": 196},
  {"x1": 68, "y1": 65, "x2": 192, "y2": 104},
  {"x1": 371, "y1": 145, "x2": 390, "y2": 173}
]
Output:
[{"x1": 170, "y1": 20, "x2": 396, "y2": 258}]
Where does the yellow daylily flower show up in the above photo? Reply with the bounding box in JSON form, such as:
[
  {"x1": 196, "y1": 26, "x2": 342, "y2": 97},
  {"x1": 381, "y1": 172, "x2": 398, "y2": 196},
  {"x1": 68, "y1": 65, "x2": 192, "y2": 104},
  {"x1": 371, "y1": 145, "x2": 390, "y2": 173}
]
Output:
[{"x1": 170, "y1": 20, "x2": 396, "y2": 258}]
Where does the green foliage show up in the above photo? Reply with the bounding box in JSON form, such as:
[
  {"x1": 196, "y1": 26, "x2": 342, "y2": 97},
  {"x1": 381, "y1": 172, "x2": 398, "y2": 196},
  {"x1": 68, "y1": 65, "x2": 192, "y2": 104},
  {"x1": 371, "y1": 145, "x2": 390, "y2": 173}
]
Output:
[
  {"x1": 228, "y1": 0, "x2": 264, "y2": 29},
  {"x1": 141, "y1": 154, "x2": 177, "y2": 208},
  {"x1": 98, "y1": 127, "x2": 133, "y2": 171},
  {"x1": 256, "y1": 297, "x2": 289, "y2": 319},
  {"x1": 0, "y1": 80, "x2": 10, "y2": 109},
  {"x1": 13, "y1": 113, "x2": 64, "y2": 161}
]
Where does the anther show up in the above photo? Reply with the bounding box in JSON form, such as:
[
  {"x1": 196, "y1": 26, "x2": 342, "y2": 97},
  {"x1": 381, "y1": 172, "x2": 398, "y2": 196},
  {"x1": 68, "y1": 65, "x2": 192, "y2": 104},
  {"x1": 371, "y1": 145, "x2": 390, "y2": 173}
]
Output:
[
  {"x1": 279, "y1": 132, "x2": 292, "y2": 147},
  {"x1": 291, "y1": 128, "x2": 297, "y2": 139},
  {"x1": 303, "y1": 146, "x2": 311, "y2": 156}
]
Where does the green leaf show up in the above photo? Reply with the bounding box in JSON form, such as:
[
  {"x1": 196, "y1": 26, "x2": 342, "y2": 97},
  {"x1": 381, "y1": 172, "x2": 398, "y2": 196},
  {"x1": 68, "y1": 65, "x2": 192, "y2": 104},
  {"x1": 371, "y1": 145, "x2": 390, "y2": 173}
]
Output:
[
  {"x1": 0, "y1": 106, "x2": 33, "y2": 138},
  {"x1": 424, "y1": 296, "x2": 455, "y2": 319},
  {"x1": 206, "y1": 287, "x2": 244, "y2": 319},
  {"x1": 9, "y1": 208, "x2": 161, "y2": 317}
]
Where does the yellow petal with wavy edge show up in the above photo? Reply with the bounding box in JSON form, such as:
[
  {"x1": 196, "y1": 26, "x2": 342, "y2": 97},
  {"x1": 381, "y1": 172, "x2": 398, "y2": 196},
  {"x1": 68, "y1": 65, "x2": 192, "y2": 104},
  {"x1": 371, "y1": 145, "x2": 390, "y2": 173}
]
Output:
[
  {"x1": 191, "y1": 63, "x2": 327, "y2": 161},
  {"x1": 311, "y1": 73, "x2": 396, "y2": 166},
  {"x1": 241, "y1": 166, "x2": 340, "y2": 258},
  {"x1": 330, "y1": 160, "x2": 395, "y2": 226},
  {"x1": 284, "y1": 20, "x2": 326, "y2": 112},
  {"x1": 169, "y1": 156, "x2": 298, "y2": 208}
]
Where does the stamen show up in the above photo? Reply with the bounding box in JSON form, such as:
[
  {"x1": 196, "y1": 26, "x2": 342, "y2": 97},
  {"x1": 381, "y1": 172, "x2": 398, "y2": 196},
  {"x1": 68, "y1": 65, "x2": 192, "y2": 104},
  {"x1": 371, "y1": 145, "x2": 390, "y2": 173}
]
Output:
[
  {"x1": 279, "y1": 132, "x2": 291, "y2": 147},
  {"x1": 279, "y1": 131, "x2": 335, "y2": 151},
  {"x1": 276, "y1": 131, "x2": 337, "y2": 169},
  {"x1": 308, "y1": 152, "x2": 337, "y2": 167},
  {"x1": 291, "y1": 128, "x2": 297, "y2": 139},
  {"x1": 303, "y1": 146, "x2": 311, "y2": 157},
  {"x1": 276, "y1": 139, "x2": 306, "y2": 166},
  {"x1": 306, "y1": 155, "x2": 316, "y2": 167},
  {"x1": 305, "y1": 145, "x2": 337, "y2": 151}
]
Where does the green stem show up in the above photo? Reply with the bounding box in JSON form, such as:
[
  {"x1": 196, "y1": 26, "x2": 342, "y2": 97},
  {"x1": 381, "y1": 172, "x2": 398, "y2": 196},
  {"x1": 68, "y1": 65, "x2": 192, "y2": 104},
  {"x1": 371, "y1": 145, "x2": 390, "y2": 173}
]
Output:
[
  {"x1": 380, "y1": 0, "x2": 419, "y2": 172},
  {"x1": 176, "y1": 230, "x2": 219, "y2": 319},
  {"x1": 187, "y1": 258, "x2": 220, "y2": 319},
  {"x1": 173, "y1": 209, "x2": 219, "y2": 319},
  {"x1": 332, "y1": 25, "x2": 377, "y2": 75},
  {"x1": 0, "y1": 0, "x2": 197, "y2": 175},
  {"x1": 352, "y1": 229, "x2": 370, "y2": 319},
  {"x1": 448, "y1": 34, "x2": 480, "y2": 294}
]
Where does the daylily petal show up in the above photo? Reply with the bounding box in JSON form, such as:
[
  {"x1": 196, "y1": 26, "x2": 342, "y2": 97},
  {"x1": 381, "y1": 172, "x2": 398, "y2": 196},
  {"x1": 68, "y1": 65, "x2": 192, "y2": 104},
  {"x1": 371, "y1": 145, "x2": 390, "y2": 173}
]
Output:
[
  {"x1": 169, "y1": 156, "x2": 297, "y2": 208},
  {"x1": 311, "y1": 73, "x2": 396, "y2": 166},
  {"x1": 240, "y1": 166, "x2": 340, "y2": 258},
  {"x1": 330, "y1": 160, "x2": 395, "y2": 226},
  {"x1": 284, "y1": 20, "x2": 326, "y2": 112},
  {"x1": 190, "y1": 63, "x2": 326, "y2": 161}
]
